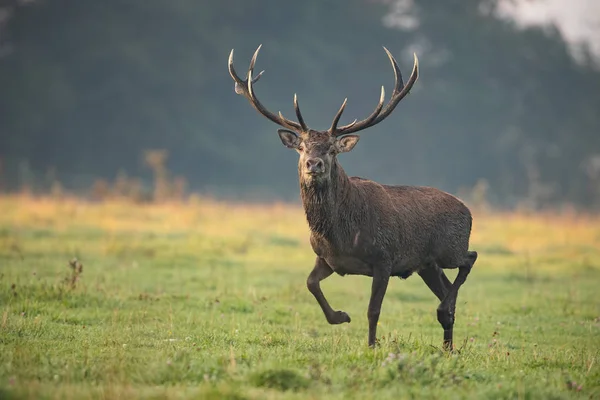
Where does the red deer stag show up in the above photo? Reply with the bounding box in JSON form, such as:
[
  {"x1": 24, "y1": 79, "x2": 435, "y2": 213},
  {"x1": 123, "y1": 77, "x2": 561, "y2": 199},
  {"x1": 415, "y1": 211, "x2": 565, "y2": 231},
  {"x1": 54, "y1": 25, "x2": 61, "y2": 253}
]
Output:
[{"x1": 228, "y1": 45, "x2": 477, "y2": 349}]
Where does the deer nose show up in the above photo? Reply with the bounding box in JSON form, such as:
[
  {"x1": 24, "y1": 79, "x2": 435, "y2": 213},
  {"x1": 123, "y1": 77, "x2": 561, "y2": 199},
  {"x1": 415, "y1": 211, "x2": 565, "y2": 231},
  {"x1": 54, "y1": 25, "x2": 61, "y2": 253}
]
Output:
[{"x1": 306, "y1": 158, "x2": 324, "y2": 174}]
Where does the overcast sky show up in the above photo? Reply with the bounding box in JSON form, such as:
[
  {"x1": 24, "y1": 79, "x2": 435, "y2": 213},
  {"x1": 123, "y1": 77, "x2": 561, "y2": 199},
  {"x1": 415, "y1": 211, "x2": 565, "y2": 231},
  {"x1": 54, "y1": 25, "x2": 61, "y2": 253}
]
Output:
[{"x1": 501, "y1": 0, "x2": 600, "y2": 57}]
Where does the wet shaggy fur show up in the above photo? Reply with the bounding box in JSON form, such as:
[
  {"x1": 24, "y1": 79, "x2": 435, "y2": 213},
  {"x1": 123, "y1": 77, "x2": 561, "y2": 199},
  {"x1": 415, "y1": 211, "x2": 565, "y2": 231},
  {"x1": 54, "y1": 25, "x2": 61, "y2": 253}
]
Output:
[
  {"x1": 300, "y1": 155, "x2": 477, "y2": 349},
  {"x1": 301, "y1": 159, "x2": 473, "y2": 278}
]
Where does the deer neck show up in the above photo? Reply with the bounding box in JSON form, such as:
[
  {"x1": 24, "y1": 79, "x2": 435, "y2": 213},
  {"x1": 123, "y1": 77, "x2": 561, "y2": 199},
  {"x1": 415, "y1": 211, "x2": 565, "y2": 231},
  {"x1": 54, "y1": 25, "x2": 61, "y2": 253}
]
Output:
[{"x1": 299, "y1": 160, "x2": 353, "y2": 238}]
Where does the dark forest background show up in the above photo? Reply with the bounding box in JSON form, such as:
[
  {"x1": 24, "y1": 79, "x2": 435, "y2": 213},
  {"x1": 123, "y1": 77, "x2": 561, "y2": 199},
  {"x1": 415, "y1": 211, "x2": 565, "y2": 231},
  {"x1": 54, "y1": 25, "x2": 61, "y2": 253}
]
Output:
[{"x1": 1, "y1": 0, "x2": 599, "y2": 209}]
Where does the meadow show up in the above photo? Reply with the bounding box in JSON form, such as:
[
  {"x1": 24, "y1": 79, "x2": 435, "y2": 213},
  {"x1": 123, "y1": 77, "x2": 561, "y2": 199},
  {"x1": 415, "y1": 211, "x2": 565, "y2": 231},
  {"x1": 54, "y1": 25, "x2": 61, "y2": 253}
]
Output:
[{"x1": 0, "y1": 195, "x2": 599, "y2": 399}]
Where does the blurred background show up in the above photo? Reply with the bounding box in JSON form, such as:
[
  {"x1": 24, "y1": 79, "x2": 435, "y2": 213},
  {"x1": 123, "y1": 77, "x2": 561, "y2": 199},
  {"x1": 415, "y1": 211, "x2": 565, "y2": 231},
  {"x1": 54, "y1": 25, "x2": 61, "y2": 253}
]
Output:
[{"x1": 0, "y1": 0, "x2": 599, "y2": 209}]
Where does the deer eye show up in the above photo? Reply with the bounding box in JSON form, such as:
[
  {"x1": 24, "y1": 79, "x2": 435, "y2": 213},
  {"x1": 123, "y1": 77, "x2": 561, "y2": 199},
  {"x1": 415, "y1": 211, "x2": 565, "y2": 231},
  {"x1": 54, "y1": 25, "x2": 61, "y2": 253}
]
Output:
[{"x1": 297, "y1": 145, "x2": 304, "y2": 152}]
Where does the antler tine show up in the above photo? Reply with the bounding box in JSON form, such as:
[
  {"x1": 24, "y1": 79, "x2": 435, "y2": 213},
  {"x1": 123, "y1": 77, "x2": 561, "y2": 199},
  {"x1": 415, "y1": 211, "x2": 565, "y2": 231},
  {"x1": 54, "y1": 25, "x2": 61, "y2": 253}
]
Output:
[
  {"x1": 329, "y1": 98, "x2": 352, "y2": 133},
  {"x1": 334, "y1": 48, "x2": 419, "y2": 136},
  {"x1": 366, "y1": 49, "x2": 419, "y2": 126},
  {"x1": 228, "y1": 49, "x2": 245, "y2": 87},
  {"x1": 277, "y1": 96, "x2": 310, "y2": 132},
  {"x1": 277, "y1": 107, "x2": 305, "y2": 131},
  {"x1": 247, "y1": 44, "x2": 262, "y2": 80},
  {"x1": 229, "y1": 45, "x2": 302, "y2": 131},
  {"x1": 384, "y1": 46, "x2": 404, "y2": 90},
  {"x1": 333, "y1": 86, "x2": 385, "y2": 136},
  {"x1": 293, "y1": 94, "x2": 308, "y2": 131},
  {"x1": 247, "y1": 46, "x2": 301, "y2": 129}
]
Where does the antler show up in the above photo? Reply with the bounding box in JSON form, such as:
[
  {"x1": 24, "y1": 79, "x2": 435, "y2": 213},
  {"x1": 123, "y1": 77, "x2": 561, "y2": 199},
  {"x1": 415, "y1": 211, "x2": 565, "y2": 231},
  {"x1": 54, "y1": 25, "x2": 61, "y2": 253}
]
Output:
[
  {"x1": 228, "y1": 45, "x2": 419, "y2": 137},
  {"x1": 228, "y1": 45, "x2": 307, "y2": 131},
  {"x1": 329, "y1": 47, "x2": 419, "y2": 137}
]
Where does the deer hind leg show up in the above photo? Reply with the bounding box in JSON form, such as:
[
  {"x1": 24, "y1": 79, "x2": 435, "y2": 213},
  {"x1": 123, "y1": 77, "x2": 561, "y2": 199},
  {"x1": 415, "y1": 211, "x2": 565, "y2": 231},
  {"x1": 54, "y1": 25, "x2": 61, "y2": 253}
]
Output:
[
  {"x1": 418, "y1": 262, "x2": 452, "y2": 302},
  {"x1": 418, "y1": 263, "x2": 453, "y2": 345},
  {"x1": 307, "y1": 257, "x2": 351, "y2": 325},
  {"x1": 437, "y1": 251, "x2": 478, "y2": 350}
]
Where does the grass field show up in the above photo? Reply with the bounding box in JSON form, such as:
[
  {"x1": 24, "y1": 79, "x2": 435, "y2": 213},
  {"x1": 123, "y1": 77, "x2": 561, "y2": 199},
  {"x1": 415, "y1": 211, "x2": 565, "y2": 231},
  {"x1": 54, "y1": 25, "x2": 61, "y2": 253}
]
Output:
[{"x1": 1, "y1": 195, "x2": 599, "y2": 399}]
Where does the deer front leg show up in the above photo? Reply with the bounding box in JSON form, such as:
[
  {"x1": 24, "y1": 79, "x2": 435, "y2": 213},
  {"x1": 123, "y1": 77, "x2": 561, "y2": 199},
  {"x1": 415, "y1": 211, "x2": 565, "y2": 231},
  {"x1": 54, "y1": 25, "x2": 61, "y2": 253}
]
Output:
[
  {"x1": 367, "y1": 266, "x2": 391, "y2": 347},
  {"x1": 307, "y1": 257, "x2": 351, "y2": 324}
]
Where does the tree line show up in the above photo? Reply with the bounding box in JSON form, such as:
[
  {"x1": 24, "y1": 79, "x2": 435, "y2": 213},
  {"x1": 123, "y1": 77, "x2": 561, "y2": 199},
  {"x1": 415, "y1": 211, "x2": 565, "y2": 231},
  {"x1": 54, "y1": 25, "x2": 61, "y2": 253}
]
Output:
[{"x1": 1, "y1": 0, "x2": 599, "y2": 208}]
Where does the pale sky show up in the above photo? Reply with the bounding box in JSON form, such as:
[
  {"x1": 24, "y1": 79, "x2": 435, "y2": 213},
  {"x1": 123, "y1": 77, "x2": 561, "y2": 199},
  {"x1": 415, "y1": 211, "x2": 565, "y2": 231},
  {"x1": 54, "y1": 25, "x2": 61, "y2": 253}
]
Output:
[{"x1": 500, "y1": 0, "x2": 600, "y2": 57}]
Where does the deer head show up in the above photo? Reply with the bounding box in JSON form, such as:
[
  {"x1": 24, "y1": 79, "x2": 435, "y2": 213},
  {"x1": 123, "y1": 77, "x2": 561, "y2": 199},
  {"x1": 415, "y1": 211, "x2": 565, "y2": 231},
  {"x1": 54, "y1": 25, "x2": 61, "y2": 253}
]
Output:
[{"x1": 228, "y1": 45, "x2": 419, "y2": 183}]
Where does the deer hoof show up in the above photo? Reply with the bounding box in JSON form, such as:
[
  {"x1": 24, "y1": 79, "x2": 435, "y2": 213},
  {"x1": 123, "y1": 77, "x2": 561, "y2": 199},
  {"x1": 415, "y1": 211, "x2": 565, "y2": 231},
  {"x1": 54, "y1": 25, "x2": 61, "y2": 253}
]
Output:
[{"x1": 329, "y1": 311, "x2": 351, "y2": 324}]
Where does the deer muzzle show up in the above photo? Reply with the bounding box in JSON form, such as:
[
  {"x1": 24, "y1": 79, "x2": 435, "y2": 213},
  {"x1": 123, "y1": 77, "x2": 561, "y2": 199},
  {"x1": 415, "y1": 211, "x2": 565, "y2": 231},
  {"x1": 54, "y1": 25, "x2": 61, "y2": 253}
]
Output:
[{"x1": 305, "y1": 158, "x2": 325, "y2": 175}]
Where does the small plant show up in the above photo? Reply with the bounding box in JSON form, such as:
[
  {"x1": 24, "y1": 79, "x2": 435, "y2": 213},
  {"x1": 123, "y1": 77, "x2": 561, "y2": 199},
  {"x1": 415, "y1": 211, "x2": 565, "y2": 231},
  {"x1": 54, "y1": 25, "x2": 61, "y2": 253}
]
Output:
[
  {"x1": 565, "y1": 378, "x2": 583, "y2": 392},
  {"x1": 250, "y1": 369, "x2": 309, "y2": 392},
  {"x1": 380, "y1": 351, "x2": 471, "y2": 387},
  {"x1": 90, "y1": 179, "x2": 111, "y2": 201},
  {"x1": 144, "y1": 149, "x2": 170, "y2": 203},
  {"x1": 112, "y1": 170, "x2": 132, "y2": 199},
  {"x1": 65, "y1": 258, "x2": 83, "y2": 289}
]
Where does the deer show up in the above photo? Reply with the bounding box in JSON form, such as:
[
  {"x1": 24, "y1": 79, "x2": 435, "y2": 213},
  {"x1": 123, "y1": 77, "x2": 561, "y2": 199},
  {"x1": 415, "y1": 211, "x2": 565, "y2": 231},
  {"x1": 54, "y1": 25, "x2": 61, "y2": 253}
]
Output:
[{"x1": 227, "y1": 45, "x2": 478, "y2": 350}]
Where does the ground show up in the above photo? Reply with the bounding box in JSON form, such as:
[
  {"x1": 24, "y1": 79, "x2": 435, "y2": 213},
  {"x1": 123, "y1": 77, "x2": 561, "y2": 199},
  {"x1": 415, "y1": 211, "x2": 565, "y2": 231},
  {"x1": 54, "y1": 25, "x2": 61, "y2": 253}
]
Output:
[{"x1": 0, "y1": 196, "x2": 599, "y2": 399}]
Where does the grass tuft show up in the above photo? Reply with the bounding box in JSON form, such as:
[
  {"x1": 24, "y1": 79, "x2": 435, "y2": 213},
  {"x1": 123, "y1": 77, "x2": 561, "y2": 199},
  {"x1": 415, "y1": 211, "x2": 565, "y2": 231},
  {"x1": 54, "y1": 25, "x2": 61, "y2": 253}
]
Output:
[{"x1": 250, "y1": 369, "x2": 310, "y2": 391}]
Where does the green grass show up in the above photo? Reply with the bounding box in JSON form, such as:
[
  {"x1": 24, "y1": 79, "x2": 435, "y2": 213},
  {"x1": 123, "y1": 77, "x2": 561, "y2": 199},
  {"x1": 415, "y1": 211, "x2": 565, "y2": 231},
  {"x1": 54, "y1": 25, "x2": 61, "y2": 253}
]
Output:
[{"x1": 0, "y1": 196, "x2": 599, "y2": 399}]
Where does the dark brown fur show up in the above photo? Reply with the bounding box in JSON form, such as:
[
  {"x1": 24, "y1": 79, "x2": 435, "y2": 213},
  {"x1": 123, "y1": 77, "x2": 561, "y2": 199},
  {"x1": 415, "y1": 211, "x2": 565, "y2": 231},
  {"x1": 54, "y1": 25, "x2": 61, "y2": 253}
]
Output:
[{"x1": 303, "y1": 161, "x2": 472, "y2": 279}]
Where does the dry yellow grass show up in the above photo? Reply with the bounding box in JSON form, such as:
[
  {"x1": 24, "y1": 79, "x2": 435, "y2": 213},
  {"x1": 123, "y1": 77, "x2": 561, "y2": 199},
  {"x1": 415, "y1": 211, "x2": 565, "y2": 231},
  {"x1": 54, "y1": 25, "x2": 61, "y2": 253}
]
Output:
[{"x1": 3, "y1": 194, "x2": 599, "y2": 263}]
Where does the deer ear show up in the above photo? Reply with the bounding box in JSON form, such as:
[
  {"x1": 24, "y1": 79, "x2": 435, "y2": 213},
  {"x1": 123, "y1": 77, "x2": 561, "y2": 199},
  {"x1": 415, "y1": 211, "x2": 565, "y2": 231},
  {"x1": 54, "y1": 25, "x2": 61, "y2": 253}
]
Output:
[
  {"x1": 278, "y1": 129, "x2": 301, "y2": 149},
  {"x1": 336, "y1": 135, "x2": 360, "y2": 153}
]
